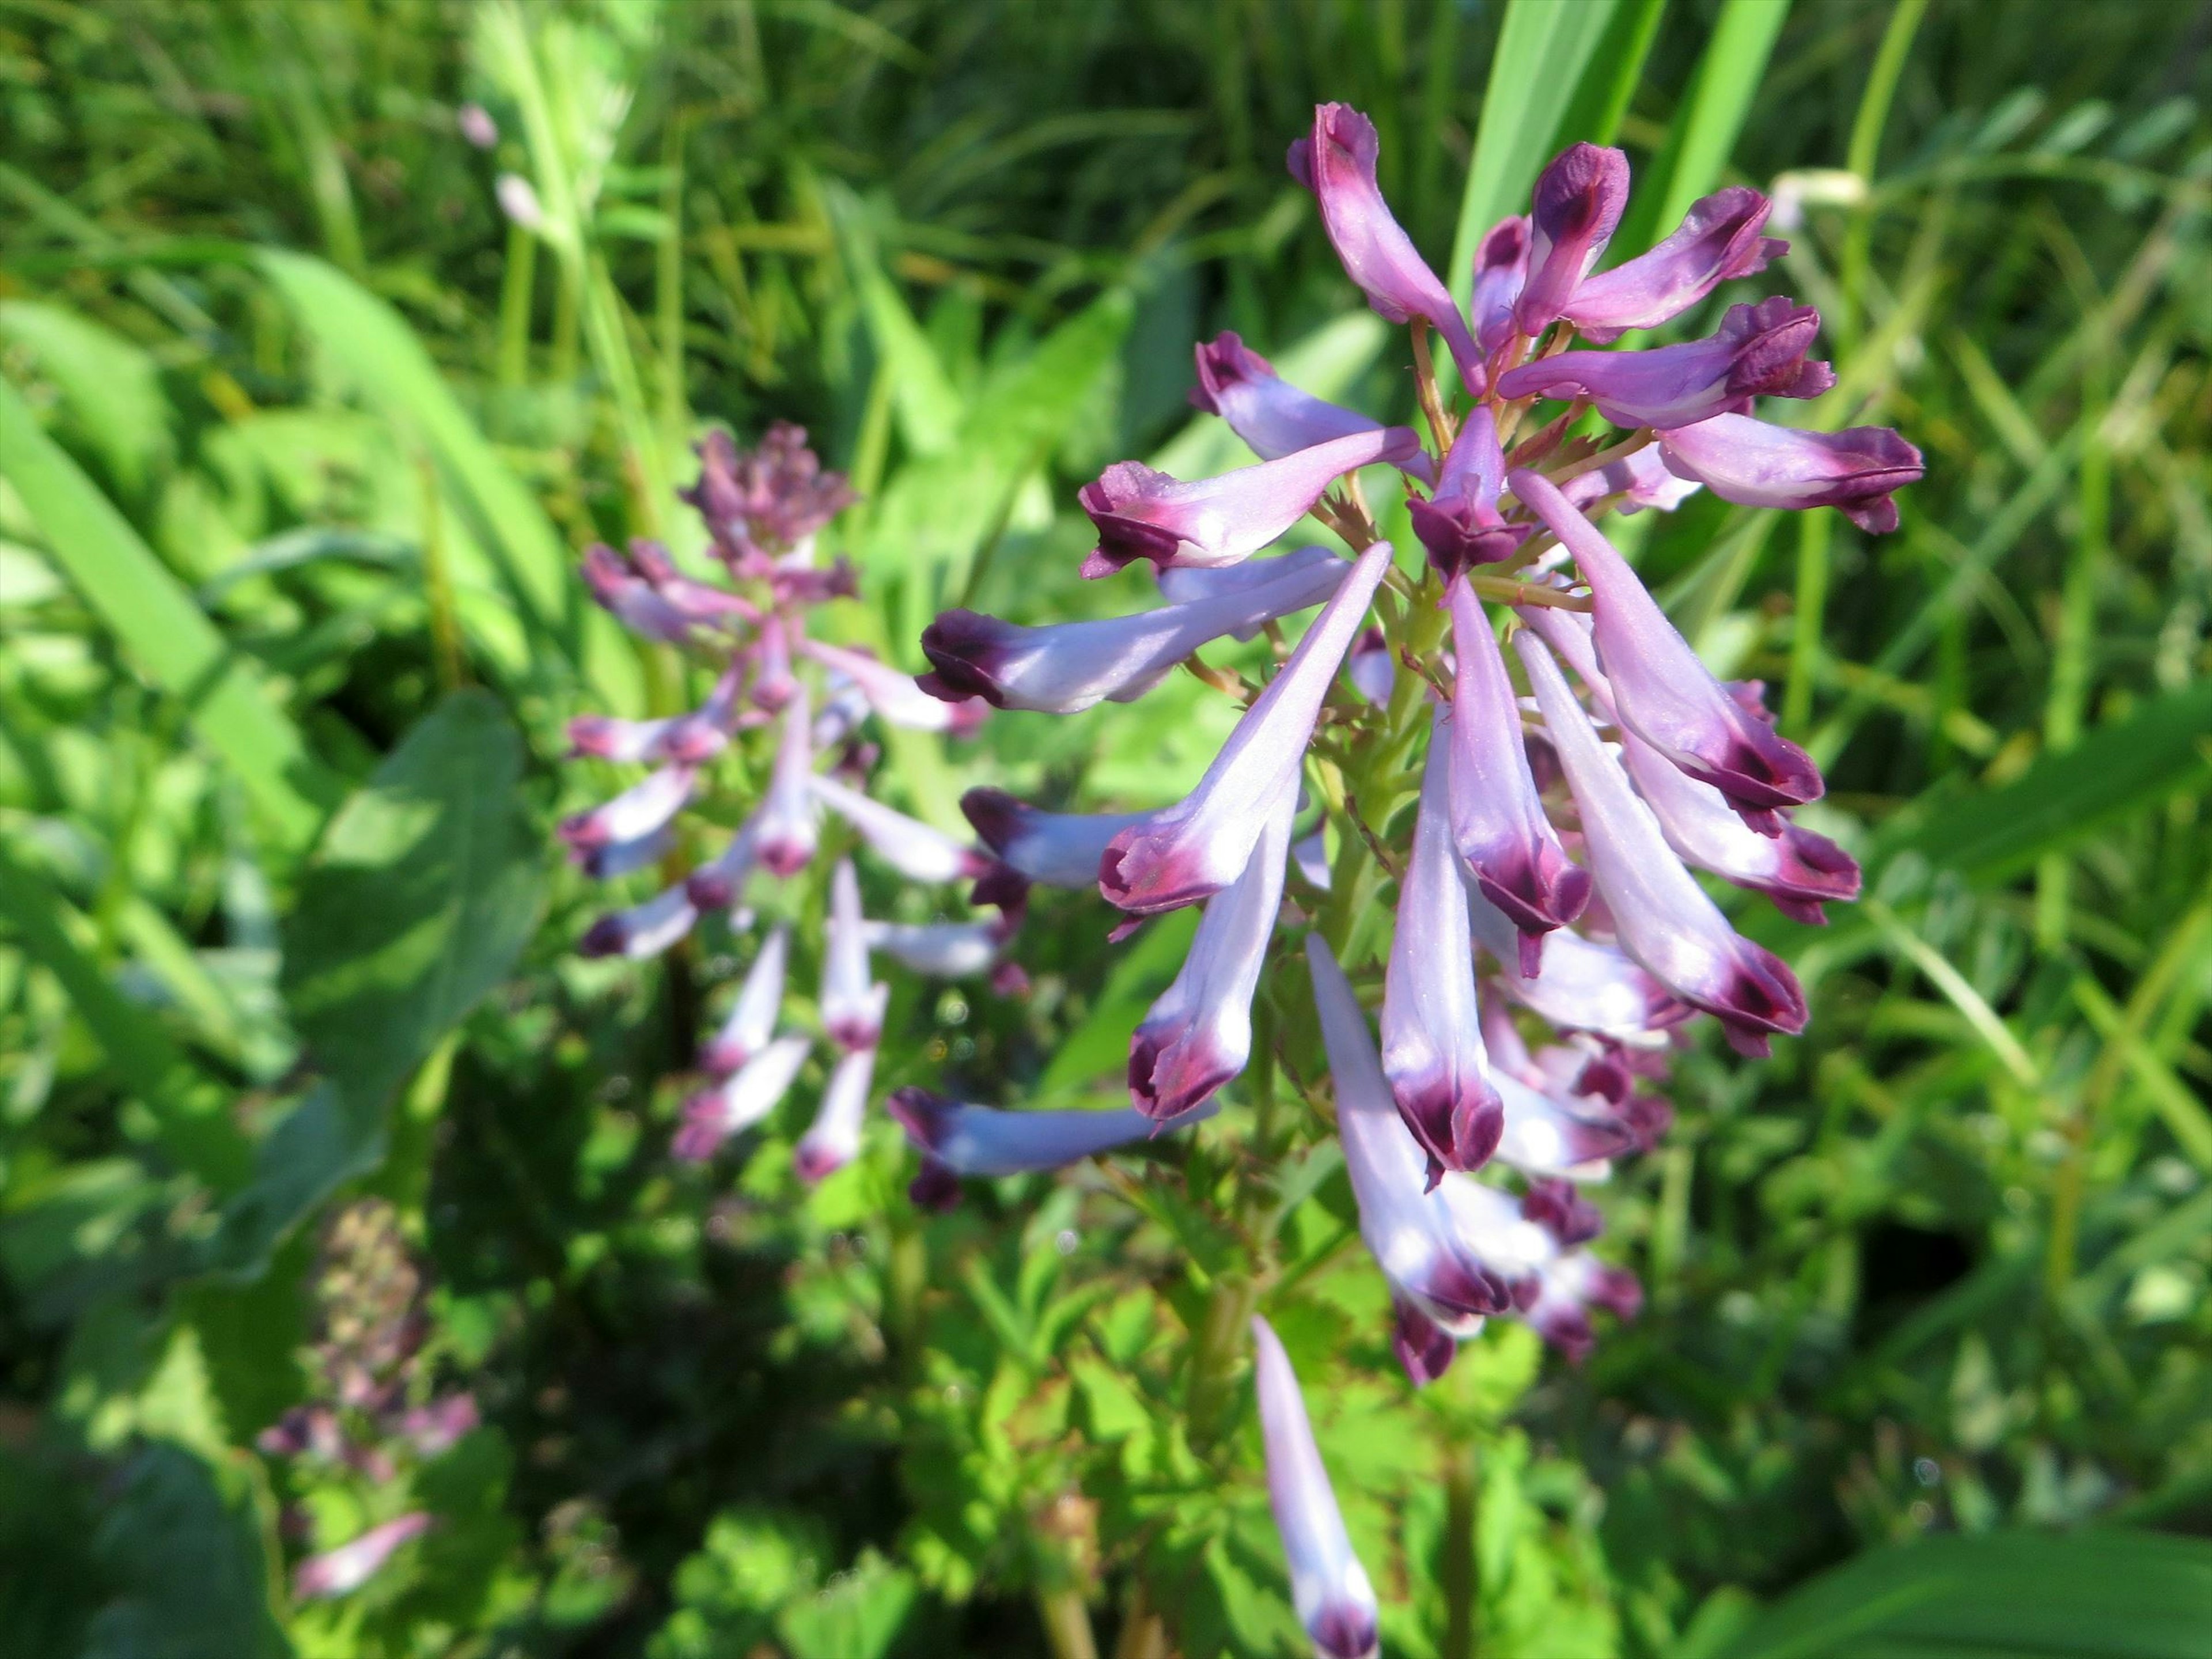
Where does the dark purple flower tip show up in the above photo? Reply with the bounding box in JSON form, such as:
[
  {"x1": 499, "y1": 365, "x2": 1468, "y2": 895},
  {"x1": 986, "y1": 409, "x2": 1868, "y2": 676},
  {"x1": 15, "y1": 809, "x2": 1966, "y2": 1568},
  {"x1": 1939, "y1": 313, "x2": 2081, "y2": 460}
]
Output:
[
  {"x1": 1521, "y1": 1178, "x2": 1604, "y2": 1247},
  {"x1": 578, "y1": 914, "x2": 628, "y2": 957},
  {"x1": 824, "y1": 1014, "x2": 881, "y2": 1054},
  {"x1": 756, "y1": 836, "x2": 814, "y2": 879},
  {"x1": 1722, "y1": 297, "x2": 1835, "y2": 400},
  {"x1": 1472, "y1": 851, "x2": 1593, "y2": 955},
  {"x1": 1097, "y1": 830, "x2": 1213, "y2": 917},
  {"x1": 1471, "y1": 215, "x2": 1531, "y2": 357},
  {"x1": 1758, "y1": 824, "x2": 1862, "y2": 925},
  {"x1": 660, "y1": 718, "x2": 730, "y2": 765},
  {"x1": 1706, "y1": 941, "x2": 1809, "y2": 1056},
  {"x1": 960, "y1": 787, "x2": 1024, "y2": 851},
  {"x1": 1408, "y1": 496, "x2": 1527, "y2": 581},
  {"x1": 1620, "y1": 1093, "x2": 1674, "y2": 1152},
  {"x1": 685, "y1": 870, "x2": 736, "y2": 910},
  {"x1": 1425, "y1": 1252, "x2": 1516, "y2": 1321},
  {"x1": 968, "y1": 858, "x2": 1031, "y2": 913},
  {"x1": 1582, "y1": 1262, "x2": 1645, "y2": 1320},
  {"x1": 1528, "y1": 1297, "x2": 1598, "y2": 1364},
  {"x1": 1393, "y1": 1080, "x2": 1505, "y2": 1186},
  {"x1": 1573, "y1": 1047, "x2": 1634, "y2": 1105},
  {"x1": 989, "y1": 959, "x2": 1032, "y2": 998},
  {"x1": 883, "y1": 1085, "x2": 952, "y2": 1150},
  {"x1": 917, "y1": 610, "x2": 1021, "y2": 706},
  {"x1": 1189, "y1": 330, "x2": 1273, "y2": 414},
  {"x1": 696, "y1": 1037, "x2": 747, "y2": 1078},
  {"x1": 1127, "y1": 1023, "x2": 1240, "y2": 1122},
  {"x1": 1658, "y1": 415, "x2": 1924, "y2": 533},
  {"x1": 1312, "y1": 1605, "x2": 1383, "y2": 1659},
  {"x1": 1077, "y1": 464, "x2": 1189, "y2": 578},
  {"x1": 1563, "y1": 185, "x2": 1788, "y2": 342},
  {"x1": 1518, "y1": 142, "x2": 1631, "y2": 335},
  {"x1": 792, "y1": 1141, "x2": 847, "y2": 1184},
  {"x1": 907, "y1": 1157, "x2": 963, "y2": 1212},
  {"x1": 669, "y1": 1097, "x2": 727, "y2": 1162},
  {"x1": 1391, "y1": 1298, "x2": 1460, "y2": 1386}
]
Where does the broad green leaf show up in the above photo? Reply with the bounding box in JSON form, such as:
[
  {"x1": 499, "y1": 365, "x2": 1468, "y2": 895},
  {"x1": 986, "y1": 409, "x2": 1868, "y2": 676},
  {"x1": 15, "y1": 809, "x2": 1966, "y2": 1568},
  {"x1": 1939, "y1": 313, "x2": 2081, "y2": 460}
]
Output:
[
  {"x1": 1713, "y1": 1529, "x2": 2212, "y2": 1659},
  {"x1": 83, "y1": 1442, "x2": 292, "y2": 1659},
  {"x1": 1878, "y1": 677, "x2": 2212, "y2": 881},
  {"x1": 1615, "y1": 0, "x2": 1795, "y2": 255},
  {"x1": 209, "y1": 691, "x2": 544, "y2": 1274},
  {"x1": 0, "y1": 373, "x2": 339, "y2": 847},
  {"x1": 775, "y1": 1551, "x2": 918, "y2": 1659},
  {"x1": 1449, "y1": 0, "x2": 1626, "y2": 309},
  {"x1": 0, "y1": 300, "x2": 173, "y2": 497}
]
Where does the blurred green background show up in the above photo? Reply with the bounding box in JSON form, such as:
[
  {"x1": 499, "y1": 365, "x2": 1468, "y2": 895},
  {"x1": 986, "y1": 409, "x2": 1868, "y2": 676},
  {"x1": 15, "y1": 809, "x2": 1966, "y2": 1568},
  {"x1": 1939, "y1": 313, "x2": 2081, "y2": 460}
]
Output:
[{"x1": 3, "y1": 1, "x2": 2211, "y2": 1655}]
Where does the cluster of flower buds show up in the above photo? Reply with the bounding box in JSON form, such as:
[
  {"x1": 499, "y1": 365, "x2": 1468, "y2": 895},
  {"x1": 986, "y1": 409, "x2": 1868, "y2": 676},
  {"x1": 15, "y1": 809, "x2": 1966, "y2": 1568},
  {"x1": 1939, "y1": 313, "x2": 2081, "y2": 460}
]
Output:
[
  {"x1": 562, "y1": 423, "x2": 1022, "y2": 1183},
  {"x1": 915, "y1": 104, "x2": 1916, "y2": 1656},
  {"x1": 256, "y1": 1200, "x2": 475, "y2": 1599}
]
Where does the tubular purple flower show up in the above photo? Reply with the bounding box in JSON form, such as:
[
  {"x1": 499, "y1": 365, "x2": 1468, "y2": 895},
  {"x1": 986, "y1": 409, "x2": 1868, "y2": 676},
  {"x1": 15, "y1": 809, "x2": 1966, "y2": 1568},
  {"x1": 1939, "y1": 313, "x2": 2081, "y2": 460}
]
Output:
[
  {"x1": 1077, "y1": 429, "x2": 1418, "y2": 579},
  {"x1": 820, "y1": 859, "x2": 888, "y2": 1051},
  {"x1": 1521, "y1": 1253, "x2": 1643, "y2": 1362},
  {"x1": 673, "y1": 1034, "x2": 810, "y2": 1161},
  {"x1": 808, "y1": 772, "x2": 983, "y2": 884},
  {"x1": 1100, "y1": 539, "x2": 1393, "y2": 915},
  {"x1": 296, "y1": 1513, "x2": 434, "y2": 1600},
  {"x1": 559, "y1": 764, "x2": 695, "y2": 850},
  {"x1": 685, "y1": 821, "x2": 759, "y2": 911},
  {"x1": 1308, "y1": 935, "x2": 1515, "y2": 1346},
  {"x1": 1496, "y1": 298, "x2": 1834, "y2": 430},
  {"x1": 1382, "y1": 709, "x2": 1505, "y2": 1182},
  {"x1": 1515, "y1": 630, "x2": 1808, "y2": 1056},
  {"x1": 699, "y1": 925, "x2": 789, "y2": 1074},
  {"x1": 888, "y1": 1087, "x2": 1213, "y2": 1179},
  {"x1": 961, "y1": 789, "x2": 1148, "y2": 889},
  {"x1": 749, "y1": 614, "x2": 799, "y2": 711},
  {"x1": 1516, "y1": 143, "x2": 1630, "y2": 336},
  {"x1": 920, "y1": 555, "x2": 1345, "y2": 714},
  {"x1": 1410, "y1": 406, "x2": 1525, "y2": 579},
  {"x1": 1190, "y1": 332, "x2": 1402, "y2": 464},
  {"x1": 567, "y1": 707, "x2": 729, "y2": 766},
  {"x1": 581, "y1": 543, "x2": 692, "y2": 643},
  {"x1": 1491, "y1": 1070, "x2": 1635, "y2": 1179},
  {"x1": 1470, "y1": 215, "x2": 1530, "y2": 358},
  {"x1": 1512, "y1": 466, "x2": 1825, "y2": 823},
  {"x1": 794, "y1": 1043, "x2": 876, "y2": 1184},
  {"x1": 1469, "y1": 889, "x2": 1686, "y2": 1040},
  {"x1": 579, "y1": 882, "x2": 697, "y2": 960},
  {"x1": 1127, "y1": 798, "x2": 1291, "y2": 1119},
  {"x1": 1657, "y1": 412, "x2": 1925, "y2": 533},
  {"x1": 862, "y1": 918, "x2": 1005, "y2": 979},
  {"x1": 1446, "y1": 580, "x2": 1590, "y2": 968},
  {"x1": 397, "y1": 1393, "x2": 478, "y2": 1458},
  {"x1": 576, "y1": 827, "x2": 672, "y2": 881},
  {"x1": 755, "y1": 692, "x2": 819, "y2": 877},
  {"x1": 1560, "y1": 186, "x2": 1788, "y2": 342},
  {"x1": 799, "y1": 639, "x2": 988, "y2": 735},
  {"x1": 1287, "y1": 103, "x2": 1481, "y2": 388},
  {"x1": 1251, "y1": 1315, "x2": 1382, "y2": 1659},
  {"x1": 1154, "y1": 544, "x2": 1343, "y2": 623}
]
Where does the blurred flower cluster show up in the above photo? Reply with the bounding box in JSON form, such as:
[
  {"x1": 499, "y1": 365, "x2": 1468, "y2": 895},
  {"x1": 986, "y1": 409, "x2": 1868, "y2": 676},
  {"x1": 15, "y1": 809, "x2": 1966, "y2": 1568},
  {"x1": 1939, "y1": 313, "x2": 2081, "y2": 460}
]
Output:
[
  {"x1": 914, "y1": 105, "x2": 1918, "y2": 1655},
  {"x1": 561, "y1": 424, "x2": 1021, "y2": 1183}
]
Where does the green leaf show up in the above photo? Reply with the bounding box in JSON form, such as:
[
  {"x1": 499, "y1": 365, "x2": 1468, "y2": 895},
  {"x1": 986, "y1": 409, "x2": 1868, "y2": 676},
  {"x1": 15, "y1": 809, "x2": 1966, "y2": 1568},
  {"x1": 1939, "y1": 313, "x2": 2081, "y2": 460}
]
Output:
[
  {"x1": 209, "y1": 691, "x2": 545, "y2": 1274},
  {"x1": 775, "y1": 1551, "x2": 918, "y2": 1659},
  {"x1": 1712, "y1": 1529, "x2": 2212, "y2": 1659},
  {"x1": 0, "y1": 300, "x2": 173, "y2": 497},
  {"x1": 1449, "y1": 0, "x2": 1626, "y2": 310},
  {"x1": 83, "y1": 1442, "x2": 292, "y2": 1659},
  {"x1": 0, "y1": 372, "x2": 339, "y2": 848},
  {"x1": 1614, "y1": 0, "x2": 1795, "y2": 256},
  {"x1": 1878, "y1": 677, "x2": 2212, "y2": 881}
]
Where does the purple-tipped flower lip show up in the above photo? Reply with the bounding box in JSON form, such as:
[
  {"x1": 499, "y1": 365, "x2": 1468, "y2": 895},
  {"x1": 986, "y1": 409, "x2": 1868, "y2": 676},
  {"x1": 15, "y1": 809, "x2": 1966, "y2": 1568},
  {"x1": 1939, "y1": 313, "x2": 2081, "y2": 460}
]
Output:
[
  {"x1": 794, "y1": 1043, "x2": 877, "y2": 1184},
  {"x1": 578, "y1": 882, "x2": 697, "y2": 960},
  {"x1": 801, "y1": 638, "x2": 989, "y2": 735},
  {"x1": 1469, "y1": 887, "x2": 1691, "y2": 1040},
  {"x1": 1522, "y1": 1177, "x2": 1605, "y2": 1247},
  {"x1": 674, "y1": 1032, "x2": 810, "y2": 1161},
  {"x1": 1512, "y1": 466, "x2": 1827, "y2": 819},
  {"x1": 1517, "y1": 142, "x2": 1631, "y2": 336},
  {"x1": 1496, "y1": 297, "x2": 1834, "y2": 430},
  {"x1": 1562, "y1": 186, "x2": 1787, "y2": 342},
  {"x1": 1658, "y1": 412, "x2": 1924, "y2": 533},
  {"x1": 1288, "y1": 104, "x2": 1481, "y2": 389},
  {"x1": 294, "y1": 1513, "x2": 435, "y2": 1600},
  {"x1": 1411, "y1": 406, "x2": 1526, "y2": 581},
  {"x1": 1099, "y1": 539, "x2": 1393, "y2": 915},
  {"x1": 1077, "y1": 429, "x2": 1419, "y2": 579},
  {"x1": 559, "y1": 764, "x2": 696, "y2": 849},
  {"x1": 1471, "y1": 215, "x2": 1530, "y2": 358},
  {"x1": 1391, "y1": 1298, "x2": 1464, "y2": 1385}
]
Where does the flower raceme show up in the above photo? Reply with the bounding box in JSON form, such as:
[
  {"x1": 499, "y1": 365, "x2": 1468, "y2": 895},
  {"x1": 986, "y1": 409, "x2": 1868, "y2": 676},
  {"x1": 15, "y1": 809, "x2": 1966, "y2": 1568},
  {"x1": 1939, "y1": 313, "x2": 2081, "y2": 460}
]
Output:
[{"x1": 559, "y1": 423, "x2": 1020, "y2": 1183}]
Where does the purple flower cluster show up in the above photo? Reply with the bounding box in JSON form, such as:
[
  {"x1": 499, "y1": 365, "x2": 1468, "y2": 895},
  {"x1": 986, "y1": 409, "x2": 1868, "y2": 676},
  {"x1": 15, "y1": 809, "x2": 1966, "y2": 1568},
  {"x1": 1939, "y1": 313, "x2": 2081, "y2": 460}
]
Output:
[
  {"x1": 910, "y1": 105, "x2": 1916, "y2": 1655},
  {"x1": 561, "y1": 424, "x2": 1022, "y2": 1183}
]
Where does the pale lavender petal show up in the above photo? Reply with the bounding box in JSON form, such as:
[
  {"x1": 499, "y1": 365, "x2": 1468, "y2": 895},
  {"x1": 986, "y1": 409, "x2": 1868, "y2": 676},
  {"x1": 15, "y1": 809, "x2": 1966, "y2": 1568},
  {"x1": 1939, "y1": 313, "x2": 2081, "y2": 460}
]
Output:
[
  {"x1": 1291, "y1": 827, "x2": 1332, "y2": 889},
  {"x1": 1410, "y1": 405, "x2": 1524, "y2": 579},
  {"x1": 1381, "y1": 708, "x2": 1505, "y2": 1180},
  {"x1": 1101, "y1": 540, "x2": 1393, "y2": 915},
  {"x1": 1520, "y1": 1252, "x2": 1642, "y2": 1362},
  {"x1": 1288, "y1": 103, "x2": 1481, "y2": 388},
  {"x1": 1191, "y1": 331, "x2": 1395, "y2": 461},
  {"x1": 1154, "y1": 544, "x2": 1344, "y2": 626},
  {"x1": 1252, "y1": 1315, "x2": 1382, "y2": 1659},
  {"x1": 1516, "y1": 630, "x2": 1808, "y2": 1056},
  {"x1": 1657, "y1": 412, "x2": 1924, "y2": 532},
  {"x1": 809, "y1": 772, "x2": 982, "y2": 884},
  {"x1": 1127, "y1": 797, "x2": 1291, "y2": 1119},
  {"x1": 673, "y1": 1034, "x2": 809, "y2": 1161},
  {"x1": 799, "y1": 638, "x2": 988, "y2": 734},
  {"x1": 1469, "y1": 889, "x2": 1688, "y2": 1041},
  {"x1": 294, "y1": 1513, "x2": 432, "y2": 1600},
  {"x1": 1513, "y1": 466, "x2": 1825, "y2": 822},
  {"x1": 794, "y1": 1043, "x2": 876, "y2": 1183},
  {"x1": 1492, "y1": 1070, "x2": 1634, "y2": 1179},
  {"x1": 888, "y1": 1088, "x2": 1213, "y2": 1176},
  {"x1": 1559, "y1": 444, "x2": 1702, "y2": 516},
  {"x1": 961, "y1": 790, "x2": 1147, "y2": 889},
  {"x1": 749, "y1": 613, "x2": 799, "y2": 711},
  {"x1": 1470, "y1": 215, "x2": 1530, "y2": 358},
  {"x1": 756, "y1": 691, "x2": 819, "y2": 876},
  {"x1": 1497, "y1": 298, "x2": 1832, "y2": 429},
  {"x1": 862, "y1": 918, "x2": 1002, "y2": 979},
  {"x1": 820, "y1": 859, "x2": 887, "y2": 1051},
  {"x1": 1078, "y1": 429, "x2": 1418, "y2": 579},
  {"x1": 396, "y1": 1393, "x2": 478, "y2": 1458},
  {"x1": 1446, "y1": 579, "x2": 1590, "y2": 964},
  {"x1": 921, "y1": 555, "x2": 1346, "y2": 714},
  {"x1": 579, "y1": 881, "x2": 696, "y2": 960},
  {"x1": 575, "y1": 826, "x2": 672, "y2": 881},
  {"x1": 699, "y1": 924, "x2": 789, "y2": 1074},
  {"x1": 1516, "y1": 143, "x2": 1630, "y2": 336},
  {"x1": 559, "y1": 763, "x2": 695, "y2": 850},
  {"x1": 1346, "y1": 626, "x2": 1394, "y2": 706},
  {"x1": 1561, "y1": 187, "x2": 1787, "y2": 342}
]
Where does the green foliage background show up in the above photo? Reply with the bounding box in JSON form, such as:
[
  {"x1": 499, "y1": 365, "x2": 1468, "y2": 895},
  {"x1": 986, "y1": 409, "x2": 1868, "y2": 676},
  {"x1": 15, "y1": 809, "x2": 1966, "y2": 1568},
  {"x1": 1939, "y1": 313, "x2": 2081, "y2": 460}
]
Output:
[{"x1": 2, "y1": 1, "x2": 2210, "y2": 1655}]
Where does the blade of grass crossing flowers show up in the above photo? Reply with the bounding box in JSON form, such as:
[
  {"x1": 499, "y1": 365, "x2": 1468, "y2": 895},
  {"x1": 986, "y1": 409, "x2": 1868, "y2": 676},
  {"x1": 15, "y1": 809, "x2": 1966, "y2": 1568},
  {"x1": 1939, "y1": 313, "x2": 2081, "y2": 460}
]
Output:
[
  {"x1": 1613, "y1": 0, "x2": 1796, "y2": 257},
  {"x1": 0, "y1": 374, "x2": 338, "y2": 848}
]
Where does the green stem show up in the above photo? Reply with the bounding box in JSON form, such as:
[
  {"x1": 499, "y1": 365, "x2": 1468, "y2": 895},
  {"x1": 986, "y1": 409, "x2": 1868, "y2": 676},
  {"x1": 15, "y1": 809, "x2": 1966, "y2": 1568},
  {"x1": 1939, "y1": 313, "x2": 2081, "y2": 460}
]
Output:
[
  {"x1": 1838, "y1": 0, "x2": 1930, "y2": 344},
  {"x1": 1442, "y1": 1439, "x2": 1479, "y2": 1659},
  {"x1": 497, "y1": 218, "x2": 537, "y2": 389},
  {"x1": 1035, "y1": 1587, "x2": 1099, "y2": 1659}
]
